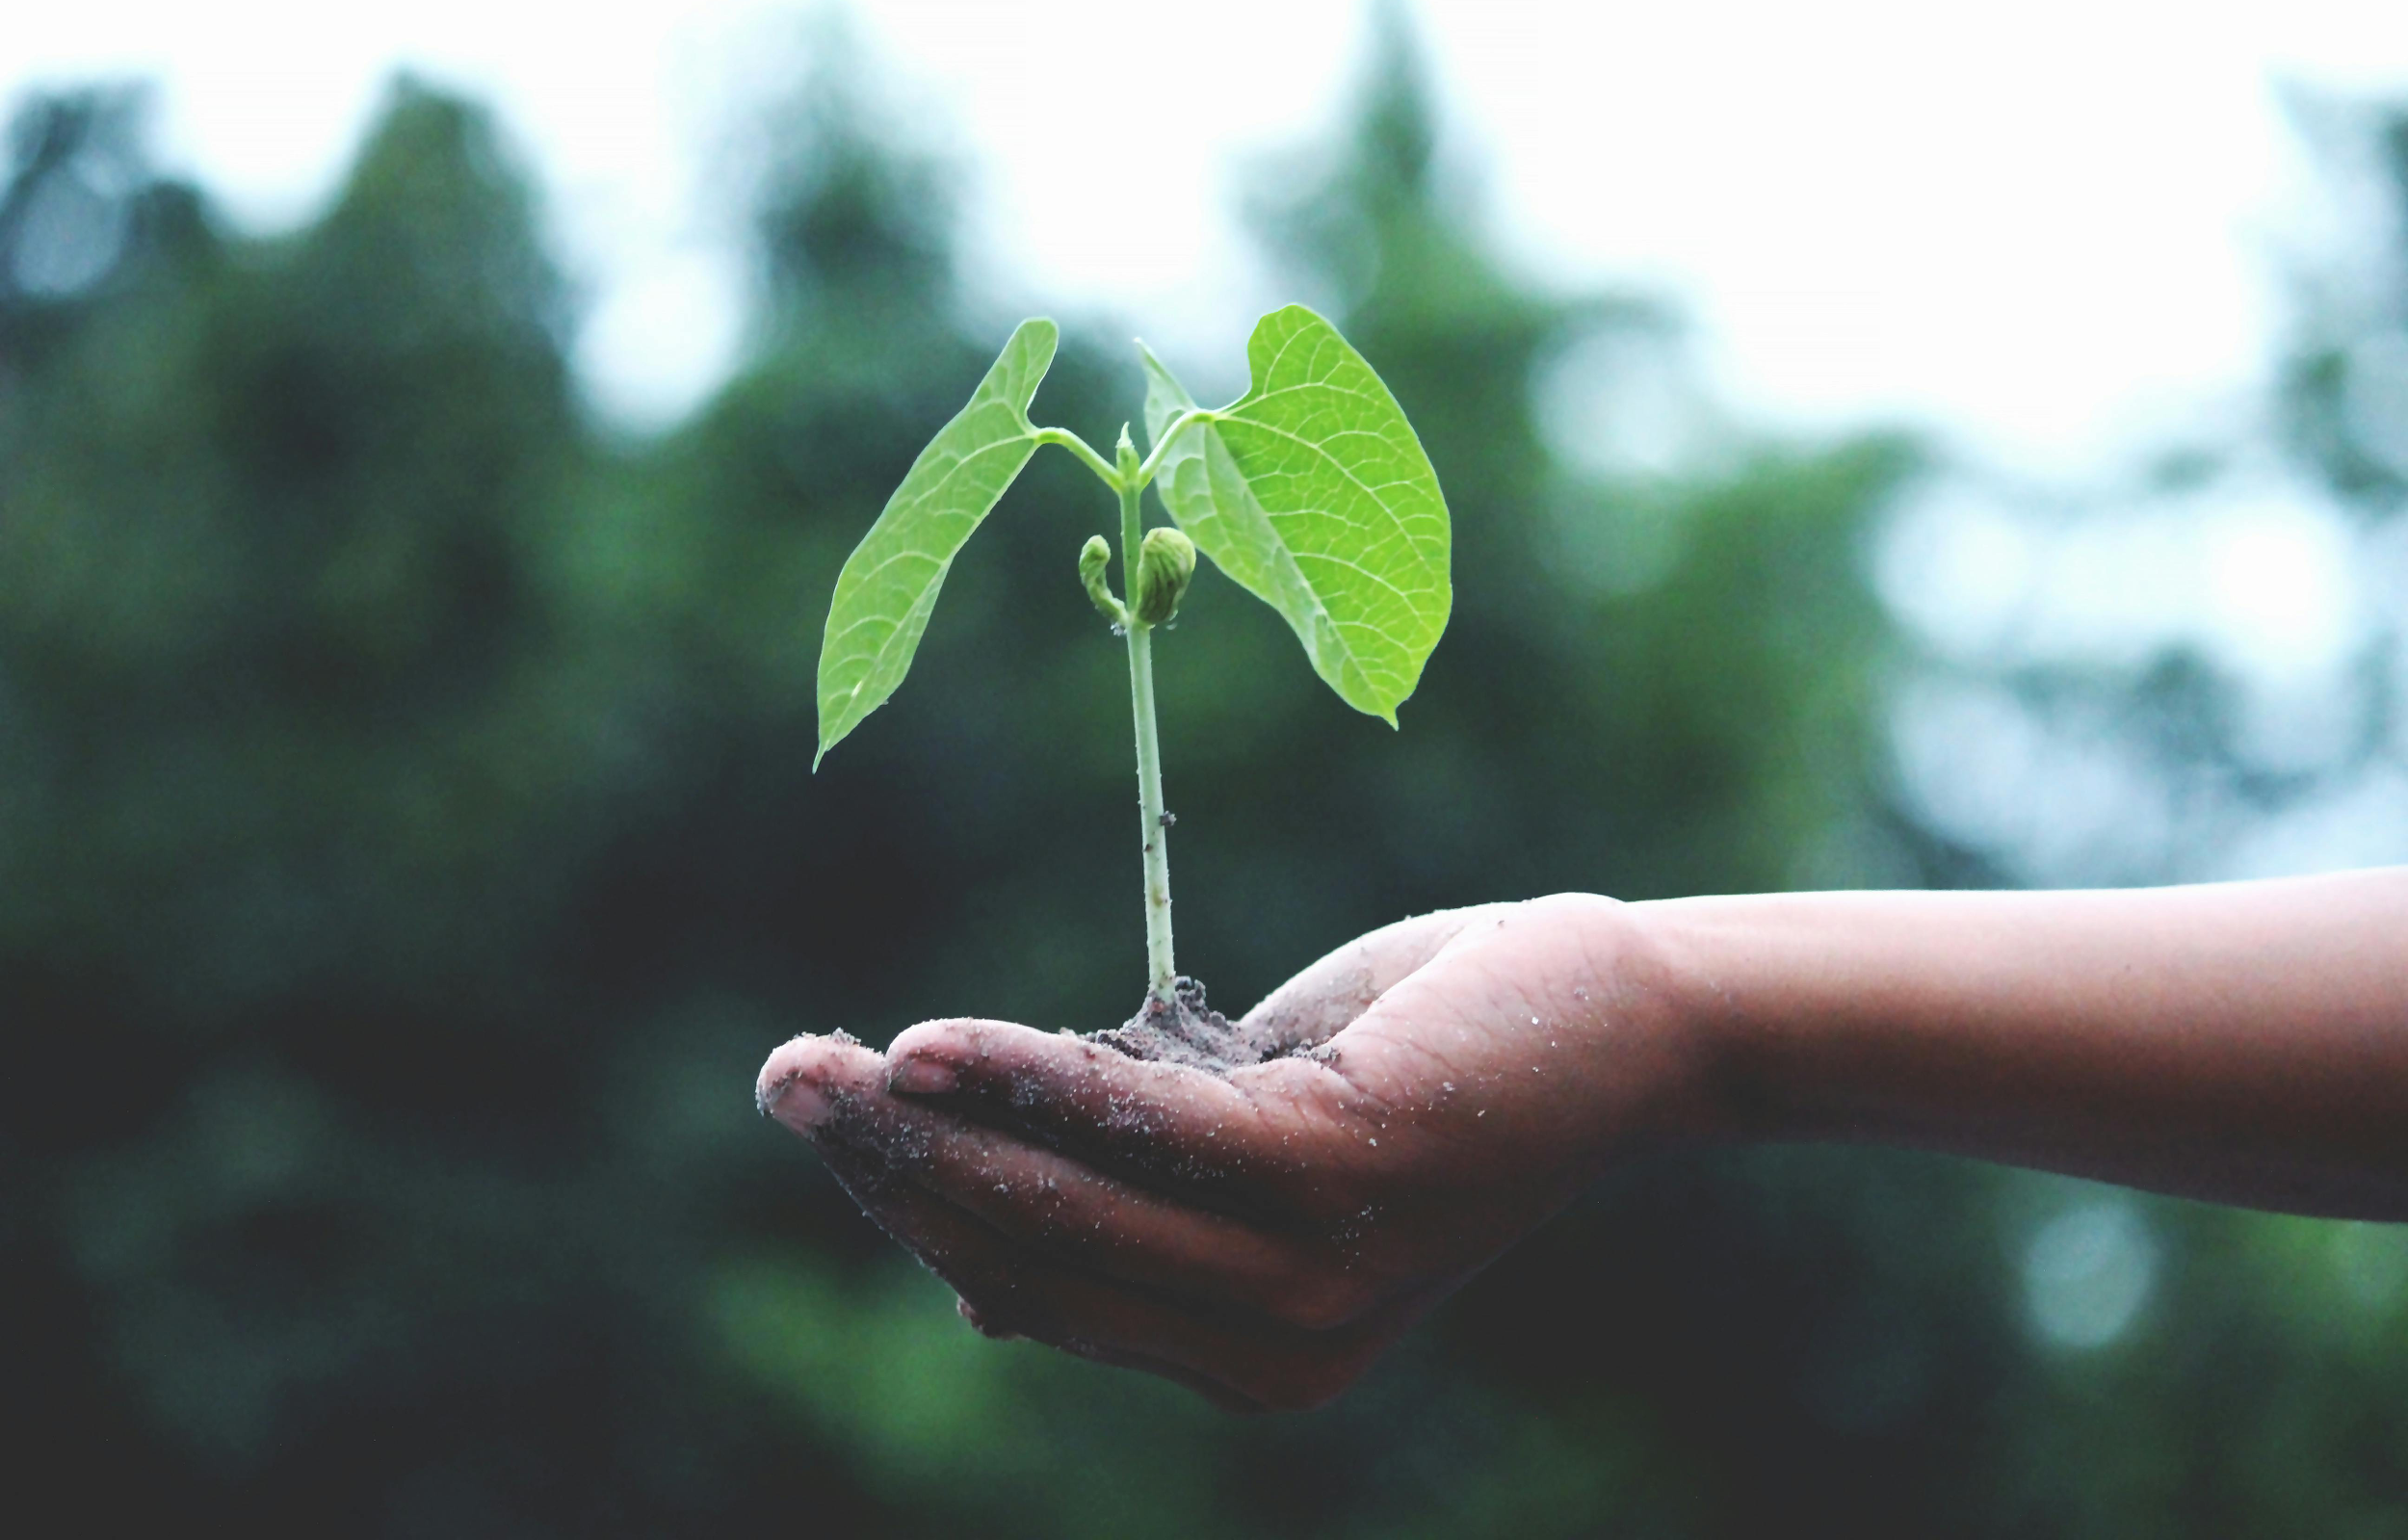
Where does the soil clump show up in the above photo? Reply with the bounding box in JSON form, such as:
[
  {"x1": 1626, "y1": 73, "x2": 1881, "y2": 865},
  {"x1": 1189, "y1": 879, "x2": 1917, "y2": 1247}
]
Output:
[{"x1": 1090, "y1": 977, "x2": 1298, "y2": 1076}]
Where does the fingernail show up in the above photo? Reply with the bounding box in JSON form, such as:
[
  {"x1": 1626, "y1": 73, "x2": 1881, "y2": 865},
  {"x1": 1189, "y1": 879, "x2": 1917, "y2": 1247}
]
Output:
[
  {"x1": 888, "y1": 1056, "x2": 957, "y2": 1096},
  {"x1": 758, "y1": 1069, "x2": 831, "y2": 1127}
]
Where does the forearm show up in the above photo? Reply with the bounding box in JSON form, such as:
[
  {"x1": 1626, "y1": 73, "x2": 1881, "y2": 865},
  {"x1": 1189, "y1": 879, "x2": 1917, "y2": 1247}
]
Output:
[{"x1": 1635, "y1": 870, "x2": 2408, "y2": 1218}]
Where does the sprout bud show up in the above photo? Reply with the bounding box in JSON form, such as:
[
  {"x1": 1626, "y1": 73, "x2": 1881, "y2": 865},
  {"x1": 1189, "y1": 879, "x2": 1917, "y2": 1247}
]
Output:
[
  {"x1": 1130, "y1": 526, "x2": 1196, "y2": 625},
  {"x1": 1078, "y1": 535, "x2": 1127, "y2": 626}
]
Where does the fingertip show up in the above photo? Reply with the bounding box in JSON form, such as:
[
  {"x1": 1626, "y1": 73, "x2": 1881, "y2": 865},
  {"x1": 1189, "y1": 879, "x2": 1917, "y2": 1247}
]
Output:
[
  {"x1": 887, "y1": 1017, "x2": 1040, "y2": 1091},
  {"x1": 753, "y1": 1038, "x2": 824, "y2": 1127},
  {"x1": 891, "y1": 1016, "x2": 1004, "y2": 1059},
  {"x1": 886, "y1": 1057, "x2": 955, "y2": 1095},
  {"x1": 754, "y1": 1032, "x2": 882, "y2": 1134},
  {"x1": 885, "y1": 1018, "x2": 971, "y2": 1069}
]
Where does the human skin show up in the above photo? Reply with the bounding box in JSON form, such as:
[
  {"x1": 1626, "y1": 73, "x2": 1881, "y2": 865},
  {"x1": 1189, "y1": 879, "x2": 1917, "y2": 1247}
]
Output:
[{"x1": 755, "y1": 868, "x2": 2408, "y2": 1412}]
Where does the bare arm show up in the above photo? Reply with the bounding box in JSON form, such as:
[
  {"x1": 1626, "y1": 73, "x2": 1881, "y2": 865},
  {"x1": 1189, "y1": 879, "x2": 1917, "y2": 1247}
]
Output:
[
  {"x1": 1657, "y1": 868, "x2": 2408, "y2": 1217},
  {"x1": 755, "y1": 869, "x2": 2408, "y2": 1408}
]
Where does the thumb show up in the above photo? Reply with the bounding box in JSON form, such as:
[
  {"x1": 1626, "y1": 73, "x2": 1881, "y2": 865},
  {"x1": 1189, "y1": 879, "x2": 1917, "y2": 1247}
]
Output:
[{"x1": 1238, "y1": 903, "x2": 1513, "y2": 1053}]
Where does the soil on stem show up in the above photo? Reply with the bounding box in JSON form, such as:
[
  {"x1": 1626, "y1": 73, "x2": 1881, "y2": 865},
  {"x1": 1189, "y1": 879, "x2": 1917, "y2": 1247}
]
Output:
[{"x1": 1091, "y1": 977, "x2": 1302, "y2": 1076}]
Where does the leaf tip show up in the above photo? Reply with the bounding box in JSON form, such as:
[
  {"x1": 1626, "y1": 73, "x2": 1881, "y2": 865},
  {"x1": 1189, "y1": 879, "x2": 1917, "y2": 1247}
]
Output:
[
  {"x1": 812, "y1": 715, "x2": 852, "y2": 771},
  {"x1": 1008, "y1": 316, "x2": 1061, "y2": 375},
  {"x1": 1252, "y1": 300, "x2": 1331, "y2": 337}
]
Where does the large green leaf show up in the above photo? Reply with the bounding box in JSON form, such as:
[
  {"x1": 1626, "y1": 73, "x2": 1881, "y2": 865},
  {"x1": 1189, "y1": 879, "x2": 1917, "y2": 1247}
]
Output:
[
  {"x1": 1142, "y1": 306, "x2": 1450, "y2": 725},
  {"x1": 815, "y1": 319, "x2": 1057, "y2": 767}
]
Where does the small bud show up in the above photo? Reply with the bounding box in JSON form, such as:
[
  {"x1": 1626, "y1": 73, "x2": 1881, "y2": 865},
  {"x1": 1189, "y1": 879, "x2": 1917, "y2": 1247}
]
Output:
[
  {"x1": 1114, "y1": 422, "x2": 1140, "y2": 483},
  {"x1": 1078, "y1": 535, "x2": 1126, "y2": 626},
  {"x1": 1130, "y1": 526, "x2": 1196, "y2": 625}
]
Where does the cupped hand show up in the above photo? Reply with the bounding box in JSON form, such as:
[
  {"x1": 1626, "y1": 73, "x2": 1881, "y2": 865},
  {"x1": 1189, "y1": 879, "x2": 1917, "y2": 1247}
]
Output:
[{"x1": 754, "y1": 894, "x2": 1719, "y2": 1412}]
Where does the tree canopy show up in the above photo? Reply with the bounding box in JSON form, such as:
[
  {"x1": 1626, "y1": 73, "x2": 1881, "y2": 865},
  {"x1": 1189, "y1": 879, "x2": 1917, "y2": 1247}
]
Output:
[{"x1": 4, "y1": 28, "x2": 2406, "y2": 1537}]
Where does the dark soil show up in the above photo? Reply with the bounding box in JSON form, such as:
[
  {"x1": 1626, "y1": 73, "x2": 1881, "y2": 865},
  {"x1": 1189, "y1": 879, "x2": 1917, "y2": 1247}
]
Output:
[{"x1": 1089, "y1": 977, "x2": 1297, "y2": 1076}]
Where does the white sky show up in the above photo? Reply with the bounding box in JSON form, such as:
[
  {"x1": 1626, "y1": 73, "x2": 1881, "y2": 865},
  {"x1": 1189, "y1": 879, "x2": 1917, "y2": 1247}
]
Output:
[
  {"x1": 9, "y1": 0, "x2": 2405, "y2": 883},
  {"x1": 5, "y1": 0, "x2": 2407, "y2": 464}
]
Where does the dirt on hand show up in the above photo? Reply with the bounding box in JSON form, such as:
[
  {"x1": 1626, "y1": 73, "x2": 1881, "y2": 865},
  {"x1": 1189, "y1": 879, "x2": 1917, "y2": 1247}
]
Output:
[{"x1": 1088, "y1": 977, "x2": 1304, "y2": 1076}]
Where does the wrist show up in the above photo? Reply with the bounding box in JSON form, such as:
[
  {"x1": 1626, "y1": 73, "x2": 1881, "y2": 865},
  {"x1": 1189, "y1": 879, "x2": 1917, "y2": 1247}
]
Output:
[
  {"x1": 1617, "y1": 896, "x2": 1776, "y2": 1146},
  {"x1": 1521, "y1": 893, "x2": 1749, "y2": 1157}
]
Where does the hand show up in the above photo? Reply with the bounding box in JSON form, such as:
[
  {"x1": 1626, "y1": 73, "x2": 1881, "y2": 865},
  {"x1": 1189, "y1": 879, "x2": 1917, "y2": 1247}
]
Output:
[{"x1": 754, "y1": 895, "x2": 1719, "y2": 1412}]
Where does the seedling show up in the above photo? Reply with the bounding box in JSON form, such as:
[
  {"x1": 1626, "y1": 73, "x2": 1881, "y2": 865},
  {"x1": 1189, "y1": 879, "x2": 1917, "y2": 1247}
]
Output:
[{"x1": 815, "y1": 306, "x2": 1450, "y2": 1039}]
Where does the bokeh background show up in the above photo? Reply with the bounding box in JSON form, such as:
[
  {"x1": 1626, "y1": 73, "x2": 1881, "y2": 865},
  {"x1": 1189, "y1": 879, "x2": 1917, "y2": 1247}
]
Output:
[{"x1": 6, "y1": 3, "x2": 2408, "y2": 1533}]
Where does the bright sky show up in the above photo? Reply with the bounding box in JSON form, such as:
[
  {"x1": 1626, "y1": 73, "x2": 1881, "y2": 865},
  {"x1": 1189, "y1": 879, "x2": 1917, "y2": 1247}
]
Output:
[
  {"x1": 5, "y1": 0, "x2": 2406, "y2": 464},
  {"x1": 9, "y1": 0, "x2": 2405, "y2": 882}
]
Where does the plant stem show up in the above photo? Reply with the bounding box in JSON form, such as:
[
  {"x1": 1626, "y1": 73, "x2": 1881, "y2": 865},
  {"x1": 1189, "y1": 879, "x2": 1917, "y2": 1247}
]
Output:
[
  {"x1": 1033, "y1": 427, "x2": 1121, "y2": 489},
  {"x1": 1120, "y1": 475, "x2": 1176, "y2": 1004},
  {"x1": 1130, "y1": 407, "x2": 1214, "y2": 487}
]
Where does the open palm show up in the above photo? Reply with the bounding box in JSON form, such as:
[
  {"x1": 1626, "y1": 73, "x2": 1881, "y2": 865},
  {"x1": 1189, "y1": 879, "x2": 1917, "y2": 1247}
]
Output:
[{"x1": 756, "y1": 896, "x2": 1710, "y2": 1411}]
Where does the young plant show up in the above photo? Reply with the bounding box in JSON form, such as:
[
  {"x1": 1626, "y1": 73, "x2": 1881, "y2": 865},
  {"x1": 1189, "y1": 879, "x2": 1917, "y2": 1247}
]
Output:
[{"x1": 814, "y1": 305, "x2": 1450, "y2": 1025}]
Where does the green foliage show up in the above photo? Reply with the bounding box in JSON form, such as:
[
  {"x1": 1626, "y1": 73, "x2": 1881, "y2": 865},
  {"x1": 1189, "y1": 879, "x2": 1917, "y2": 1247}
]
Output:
[
  {"x1": 813, "y1": 296, "x2": 1451, "y2": 995},
  {"x1": 1130, "y1": 526, "x2": 1196, "y2": 626},
  {"x1": 10, "y1": 24, "x2": 2407, "y2": 1540},
  {"x1": 815, "y1": 317, "x2": 1059, "y2": 765},
  {"x1": 1078, "y1": 533, "x2": 1125, "y2": 625},
  {"x1": 1142, "y1": 306, "x2": 1451, "y2": 725},
  {"x1": 817, "y1": 303, "x2": 1450, "y2": 763}
]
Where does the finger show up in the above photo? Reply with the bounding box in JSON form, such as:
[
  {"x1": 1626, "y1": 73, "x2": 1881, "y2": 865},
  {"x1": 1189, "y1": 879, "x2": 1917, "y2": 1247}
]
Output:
[
  {"x1": 756, "y1": 1030, "x2": 962, "y2": 1227},
  {"x1": 1239, "y1": 903, "x2": 1511, "y2": 1050},
  {"x1": 763, "y1": 1029, "x2": 1372, "y2": 1319},
  {"x1": 885, "y1": 1093, "x2": 1379, "y2": 1328},
  {"x1": 757, "y1": 1033, "x2": 963, "y2": 1267},
  {"x1": 845, "y1": 1162, "x2": 1386, "y2": 1413},
  {"x1": 884, "y1": 1019, "x2": 1374, "y2": 1215},
  {"x1": 756, "y1": 1030, "x2": 888, "y2": 1135}
]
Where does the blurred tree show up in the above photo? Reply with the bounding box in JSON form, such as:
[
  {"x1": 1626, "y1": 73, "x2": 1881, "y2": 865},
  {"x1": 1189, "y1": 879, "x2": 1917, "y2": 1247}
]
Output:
[
  {"x1": 9, "y1": 14, "x2": 2404, "y2": 1540},
  {"x1": 2285, "y1": 105, "x2": 2408, "y2": 518},
  {"x1": 718, "y1": 15, "x2": 1997, "y2": 1539},
  {"x1": 1850, "y1": 85, "x2": 2408, "y2": 1537},
  {"x1": 0, "y1": 77, "x2": 893, "y2": 1533}
]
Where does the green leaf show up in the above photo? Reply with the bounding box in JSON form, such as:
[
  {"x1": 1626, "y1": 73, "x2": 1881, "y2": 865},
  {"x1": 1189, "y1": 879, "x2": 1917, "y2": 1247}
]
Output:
[
  {"x1": 815, "y1": 318, "x2": 1058, "y2": 767},
  {"x1": 1142, "y1": 306, "x2": 1450, "y2": 725}
]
